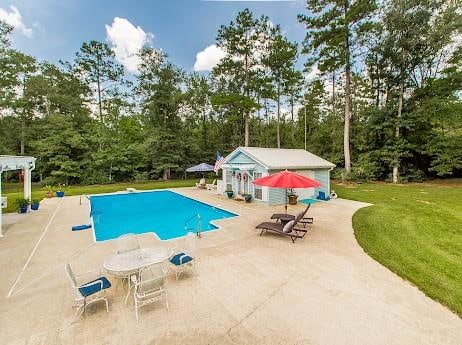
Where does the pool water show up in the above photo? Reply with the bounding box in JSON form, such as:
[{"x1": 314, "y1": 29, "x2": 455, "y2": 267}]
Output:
[{"x1": 90, "y1": 190, "x2": 237, "y2": 241}]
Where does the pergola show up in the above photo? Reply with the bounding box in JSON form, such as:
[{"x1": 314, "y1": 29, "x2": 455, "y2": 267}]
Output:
[{"x1": 0, "y1": 155, "x2": 36, "y2": 237}]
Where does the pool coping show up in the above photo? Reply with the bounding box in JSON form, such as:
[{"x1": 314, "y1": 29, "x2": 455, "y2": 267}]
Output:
[{"x1": 87, "y1": 188, "x2": 240, "y2": 243}]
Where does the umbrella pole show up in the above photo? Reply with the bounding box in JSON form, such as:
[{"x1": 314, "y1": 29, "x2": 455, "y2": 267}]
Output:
[{"x1": 285, "y1": 188, "x2": 288, "y2": 214}]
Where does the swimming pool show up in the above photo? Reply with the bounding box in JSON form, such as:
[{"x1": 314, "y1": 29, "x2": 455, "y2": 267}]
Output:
[{"x1": 89, "y1": 190, "x2": 238, "y2": 241}]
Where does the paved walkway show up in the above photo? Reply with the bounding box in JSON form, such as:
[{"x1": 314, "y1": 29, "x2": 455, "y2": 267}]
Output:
[{"x1": 0, "y1": 188, "x2": 461, "y2": 345}]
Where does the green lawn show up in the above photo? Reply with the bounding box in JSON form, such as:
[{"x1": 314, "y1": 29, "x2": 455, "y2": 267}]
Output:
[
  {"x1": 333, "y1": 181, "x2": 462, "y2": 317},
  {"x1": 1, "y1": 179, "x2": 204, "y2": 213}
]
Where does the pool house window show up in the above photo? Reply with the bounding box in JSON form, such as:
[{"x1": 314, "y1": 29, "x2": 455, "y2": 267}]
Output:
[
  {"x1": 226, "y1": 170, "x2": 233, "y2": 191},
  {"x1": 254, "y1": 172, "x2": 262, "y2": 200}
]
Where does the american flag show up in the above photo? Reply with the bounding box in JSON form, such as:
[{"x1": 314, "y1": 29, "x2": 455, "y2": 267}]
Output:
[{"x1": 214, "y1": 151, "x2": 225, "y2": 174}]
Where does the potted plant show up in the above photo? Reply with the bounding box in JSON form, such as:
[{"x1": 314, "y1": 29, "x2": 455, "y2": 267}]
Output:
[
  {"x1": 31, "y1": 199, "x2": 40, "y2": 211},
  {"x1": 287, "y1": 189, "x2": 298, "y2": 205},
  {"x1": 43, "y1": 185, "x2": 54, "y2": 198},
  {"x1": 225, "y1": 190, "x2": 234, "y2": 199},
  {"x1": 55, "y1": 183, "x2": 67, "y2": 197},
  {"x1": 15, "y1": 198, "x2": 30, "y2": 213},
  {"x1": 243, "y1": 194, "x2": 252, "y2": 203}
]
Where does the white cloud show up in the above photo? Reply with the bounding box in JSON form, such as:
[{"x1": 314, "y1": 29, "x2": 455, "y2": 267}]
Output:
[
  {"x1": 193, "y1": 44, "x2": 226, "y2": 71},
  {"x1": 0, "y1": 5, "x2": 32, "y2": 37},
  {"x1": 105, "y1": 17, "x2": 153, "y2": 73},
  {"x1": 305, "y1": 63, "x2": 320, "y2": 82}
]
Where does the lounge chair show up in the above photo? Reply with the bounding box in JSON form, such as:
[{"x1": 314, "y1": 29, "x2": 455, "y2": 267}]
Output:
[
  {"x1": 270, "y1": 204, "x2": 313, "y2": 228},
  {"x1": 169, "y1": 232, "x2": 196, "y2": 280},
  {"x1": 256, "y1": 219, "x2": 307, "y2": 243},
  {"x1": 65, "y1": 263, "x2": 111, "y2": 317},
  {"x1": 195, "y1": 178, "x2": 206, "y2": 189},
  {"x1": 206, "y1": 179, "x2": 217, "y2": 190},
  {"x1": 132, "y1": 263, "x2": 168, "y2": 321}
]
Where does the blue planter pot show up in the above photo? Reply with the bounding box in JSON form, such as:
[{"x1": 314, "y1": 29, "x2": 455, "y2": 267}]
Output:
[
  {"x1": 19, "y1": 206, "x2": 28, "y2": 213},
  {"x1": 31, "y1": 203, "x2": 40, "y2": 211},
  {"x1": 56, "y1": 191, "x2": 65, "y2": 198}
]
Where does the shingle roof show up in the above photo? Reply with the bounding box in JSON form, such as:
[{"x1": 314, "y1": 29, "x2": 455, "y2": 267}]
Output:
[{"x1": 226, "y1": 147, "x2": 336, "y2": 170}]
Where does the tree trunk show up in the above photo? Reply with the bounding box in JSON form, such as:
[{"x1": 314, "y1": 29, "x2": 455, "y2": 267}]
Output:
[
  {"x1": 332, "y1": 72, "x2": 336, "y2": 114},
  {"x1": 244, "y1": 49, "x2": 250, "y2": 147},
  {"x1": 202, "y1": 110, "x2": 207, "y2": 152},
  {"x1": 276, "y1": 83, "x2": 281, "y2": 149},
  {"x1": 20, "y1": 116, "x2": 25, "y2": 155},
  {"x1": 96, "y1": 74, "x2": 103, "y2": 124},
  {"x1": 20, "y1": 75, "x2": 26, "y2": 155},
  {"x1": 343, "y1": 39, "x2": 352, "y2": 173},
  {"x1": 244, "y1": 113, "x2": 249, "y2": 146},
  {"x1": 109, "y1": 161, "x2": 113, "y2": 182},
  {"x1": 163, "y1": 167, "x2": 170, "y2": 180},
  {"x1": 393, "y1": 73, "x2": 405, "y2": 184},
  {"x1": 290, "y1": 94, "x2": 295, "y2": 146},
  {"x1": 265, "y1": 100, "x2": 269, "y2": 148}
]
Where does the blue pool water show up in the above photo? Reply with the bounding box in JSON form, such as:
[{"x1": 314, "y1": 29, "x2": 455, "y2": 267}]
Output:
[{"x1": 90, "y1": 190, "x2": 237, "y2": 241}]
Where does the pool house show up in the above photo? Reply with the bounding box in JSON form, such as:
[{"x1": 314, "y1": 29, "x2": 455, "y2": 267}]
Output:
[{"x1": 219, "y1": 147, "x2": 335, "y2": 205}]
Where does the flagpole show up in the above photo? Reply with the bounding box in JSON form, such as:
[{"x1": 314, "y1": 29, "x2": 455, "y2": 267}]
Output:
[{"x1": 304, "y1": 91, "x2": 307, "y2": 151}]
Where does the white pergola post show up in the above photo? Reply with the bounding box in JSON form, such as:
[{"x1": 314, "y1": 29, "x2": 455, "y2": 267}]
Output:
[
  {"x1": 23, "y1": 167, "x2": 32, "y2": 201},
  {"x1": 0, "y1": 171, "x2": 3, "y2": 237},
  {"x1": 0, "y1": 155, "x2": 36, "y2": 238}
]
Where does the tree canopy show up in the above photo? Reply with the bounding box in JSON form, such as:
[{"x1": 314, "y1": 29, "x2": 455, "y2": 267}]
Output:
[{"x1": 0, "y1": 1, "x2": 461, "y2": 185}]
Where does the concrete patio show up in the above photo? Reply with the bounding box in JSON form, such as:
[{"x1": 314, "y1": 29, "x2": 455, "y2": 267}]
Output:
[{"x1": 0, "y1": 188, "x2": 461, "y2": 345}]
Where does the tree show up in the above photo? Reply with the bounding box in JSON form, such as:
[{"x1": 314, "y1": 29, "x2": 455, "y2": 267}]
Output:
[
  {"x1": 383, "y1": 0, "x2": 461, "y2": 182},
  {"x1": 213, "y1": 9, "x2": 269, "y2": 146},
  {"x1": 184, "y1": 74, "x2": 212, "y2": 157},
  {"x1": 74, "y1": 40, "x2": 124, "y2": 123},
  {"x1": 2, "y1": 51, "x2": 37, "y2": 154},
  {"x1": 136, "y1": 48, "x2": 185, "y2": 179},
  {"x1": 261, "y1": 26, "x2": 299, "y2": 148},
  {"x1": 298, "y1": 0, "x2": 377, "y2": 173}
]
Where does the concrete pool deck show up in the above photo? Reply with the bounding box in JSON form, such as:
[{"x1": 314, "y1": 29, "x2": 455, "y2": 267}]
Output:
[{"x1": 0, "y1": 188, "x2": 461, "y2": 344}]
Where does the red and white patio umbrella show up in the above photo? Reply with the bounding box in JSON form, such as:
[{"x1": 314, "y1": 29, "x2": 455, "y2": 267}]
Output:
[{"x1": 253, "y1": 169, "x2": 321, "y2": 212}]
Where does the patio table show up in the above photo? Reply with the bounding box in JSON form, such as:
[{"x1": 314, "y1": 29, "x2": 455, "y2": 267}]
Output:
[
  {"x1": 271, "y1": 214, "x2": 294, "y2": 226},
  {"x1": 104, "y1": 247, "x2": 173, "y2": 304}
]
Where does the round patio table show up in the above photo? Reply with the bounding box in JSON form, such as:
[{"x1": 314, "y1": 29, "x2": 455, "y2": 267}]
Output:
[{"x1": 104, "y1": 247, "x2": 173, "y2": 304}]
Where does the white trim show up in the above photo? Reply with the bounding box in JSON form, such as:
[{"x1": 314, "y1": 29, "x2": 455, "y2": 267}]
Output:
[{"x1": 223, "y1": 148, "x2": 269, "y2": 169}]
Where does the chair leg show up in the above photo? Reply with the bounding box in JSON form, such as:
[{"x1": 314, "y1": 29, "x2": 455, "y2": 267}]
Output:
[
  {"x1": 165, "y1": 291, "x2": 169, "y2": 311},
  {"x1": 135, "y1": 300, "x2": 139, "y2": 322}
]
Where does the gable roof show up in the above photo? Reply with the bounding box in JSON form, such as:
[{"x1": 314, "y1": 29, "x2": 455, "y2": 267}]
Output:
[{"x1": 224, "y1": 147, "x2": 336, "y2": 170}]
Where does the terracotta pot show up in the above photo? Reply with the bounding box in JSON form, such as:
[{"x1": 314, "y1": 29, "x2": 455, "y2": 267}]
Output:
[
  {"x1": 288, "y1": 195, "x2": 298, "y2": 205},
  {"x1": 45, "y1": 191, "x2": 53, "y2": 198}
]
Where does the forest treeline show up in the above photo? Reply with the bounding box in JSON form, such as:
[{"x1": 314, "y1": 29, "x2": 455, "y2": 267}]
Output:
[{"x1": 0, "y1": 0, "x2": 461, "y2": 185}]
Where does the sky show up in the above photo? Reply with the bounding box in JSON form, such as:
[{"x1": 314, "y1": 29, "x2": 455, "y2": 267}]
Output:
[{"x1": 0, "y1": 0, "x2": 308, "y2": 74}]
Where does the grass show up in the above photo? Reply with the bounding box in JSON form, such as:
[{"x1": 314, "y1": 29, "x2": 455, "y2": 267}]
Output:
[
  {"x1": 1, "y1": 179, "x2": 204, "y2": 213},
  {"x1": 333, "y1": 181, "x2": 462, "y2": 317}
]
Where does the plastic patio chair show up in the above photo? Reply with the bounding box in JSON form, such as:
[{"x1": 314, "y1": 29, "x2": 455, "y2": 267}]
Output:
[
  {"x1": 132, "y1": 263, "x2": 169, "y2": 321},
  {"x1": 116, "y1": 234, "x2": 140, "y2": 255}
]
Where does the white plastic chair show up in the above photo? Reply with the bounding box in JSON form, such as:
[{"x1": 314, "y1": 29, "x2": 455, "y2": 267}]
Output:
[
  {"x1": 116, "y1": 234, "x2": 140, "y2": 255},
  {"x1": 206, "y1": 179, "x2": 217, "y2": 190},
  {"x1": 132, "y1": 263, "x2": 168, "y2": 321},
  {"x1": 65, "y1": 263, "x2": 110, "y2": 317}
]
